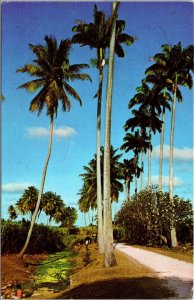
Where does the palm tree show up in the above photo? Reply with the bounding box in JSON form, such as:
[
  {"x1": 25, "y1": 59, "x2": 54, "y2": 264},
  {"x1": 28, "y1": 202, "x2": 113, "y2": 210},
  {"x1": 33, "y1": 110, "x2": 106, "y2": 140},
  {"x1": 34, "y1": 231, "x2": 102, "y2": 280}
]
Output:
[
  {"x1": 145, "y1": 71, "x2": 172, "y2": 191},
  {"x1": 121, "y1": 130, "x2": 149, "y2": 193},
  {"x1": 72, "y1": 5, "x2": 134, "y2": 253},
  {"x1": 121, "y1": 158, "x2": 135, "y2": 202},
  {"x1": 103, "y1": 2, "x2": 119, "y2": 267},
  {"x1": 17, "y1": 35, "x2": 91, "y2": 257},
  {"x1": 78, "y1": 146, "x2": 123, "y2": 216},
  {"x1": 16, "y1": 186, "x2": 39, "y2": 220},
  {"x1": 8, "y1": 205, "x2": 17, "y2": 220},
  {"x1": 145, "y1": 43, "x2": 193, "y2": 247},
  {"x1": 128, "y1": 83, "x2": 163, "y2": 189},
  {"x1": 124, "y1": 108, "x2": 151, "y2": 190}
]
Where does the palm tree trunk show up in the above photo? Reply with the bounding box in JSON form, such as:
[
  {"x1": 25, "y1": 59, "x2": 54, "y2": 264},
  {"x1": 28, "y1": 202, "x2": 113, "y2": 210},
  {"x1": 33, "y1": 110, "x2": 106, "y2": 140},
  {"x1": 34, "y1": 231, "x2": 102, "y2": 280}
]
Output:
[
  {"x1": 84, "y1": 213, "x2": 87, "y2": 227},
  {"x1": 125, "y1": 178, "x2": 130, "y2": 202},
  {"x1": 159, "y1": 109, "x2": 165, "y2": 191},
  {"x1": 97, "y1": 61, "x2": 104, "y2": 254},
  {"x1": 141, "y1": 151, "x2": 144, "y2": 190},
  {"x1": 159, "y1": 88, "x2": 166, "y2": 191},
  {"x1": 169, "y1": 77, "x2": 178, "y2": 248},
  {"x1": 148, "y1": 128, "x2": 152, "y2": 189},
  {"x1": 18, "y1": 117, "x2": 54, "y2": 257},
  {"x1": 103, "y1": 1, "x2": 119, "y2": 268}
]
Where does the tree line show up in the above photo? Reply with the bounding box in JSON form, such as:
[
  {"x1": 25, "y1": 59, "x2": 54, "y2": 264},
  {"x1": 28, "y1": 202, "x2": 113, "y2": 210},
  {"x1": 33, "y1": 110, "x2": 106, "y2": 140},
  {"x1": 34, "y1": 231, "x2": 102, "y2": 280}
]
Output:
[{"x1": 8, "y1": 186, "x2": 77, "y2": 227}]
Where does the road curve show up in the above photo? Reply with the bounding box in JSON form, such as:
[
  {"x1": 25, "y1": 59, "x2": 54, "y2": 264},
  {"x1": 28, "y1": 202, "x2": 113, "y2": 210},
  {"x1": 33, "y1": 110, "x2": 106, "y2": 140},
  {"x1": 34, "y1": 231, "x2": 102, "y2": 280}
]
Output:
[{"x1": 116, "y1": 243, "x2": 193, "y2": 299}]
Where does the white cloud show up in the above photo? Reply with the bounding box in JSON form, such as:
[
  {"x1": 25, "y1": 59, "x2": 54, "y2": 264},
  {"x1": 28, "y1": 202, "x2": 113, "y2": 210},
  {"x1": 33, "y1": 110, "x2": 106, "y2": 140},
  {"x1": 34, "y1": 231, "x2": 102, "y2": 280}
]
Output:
[
  {"x1": 2, "y1": 182, "x2": 33, "y2": 193},
  {"x1": 26, "y1": 126, "x2": 76, "y2": 138},
  {"x1": 151, "y1": 175, "x2": 184, "y2": 187},
  {"x1": 152, "y1": 145, "x2": 193, "y2": 161}
]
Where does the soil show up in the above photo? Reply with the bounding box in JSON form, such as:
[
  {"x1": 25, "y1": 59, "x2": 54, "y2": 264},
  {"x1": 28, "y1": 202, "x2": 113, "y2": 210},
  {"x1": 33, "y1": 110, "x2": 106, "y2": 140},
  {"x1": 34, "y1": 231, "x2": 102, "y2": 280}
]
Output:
[{"x1": 1, "y1": 254, "x2": 47, "y2": 298}]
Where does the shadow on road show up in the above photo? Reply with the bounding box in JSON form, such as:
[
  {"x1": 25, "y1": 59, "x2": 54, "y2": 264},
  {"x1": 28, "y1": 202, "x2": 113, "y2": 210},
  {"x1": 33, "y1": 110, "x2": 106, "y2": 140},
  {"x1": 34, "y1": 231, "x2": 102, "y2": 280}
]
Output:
[{"x1": 58, "y1": 276, "x2": 176, "y2": 299}]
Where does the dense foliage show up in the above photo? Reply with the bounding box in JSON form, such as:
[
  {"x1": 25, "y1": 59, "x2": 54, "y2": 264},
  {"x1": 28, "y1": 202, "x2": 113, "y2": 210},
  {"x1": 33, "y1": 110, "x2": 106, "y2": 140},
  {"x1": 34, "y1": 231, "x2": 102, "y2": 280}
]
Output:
[
  {"x1": 115, "y1": 190, "x2": 193, "y2": 246},
  {"x1": 1, "y1": 219, "x2": 66, "y2": 254}
]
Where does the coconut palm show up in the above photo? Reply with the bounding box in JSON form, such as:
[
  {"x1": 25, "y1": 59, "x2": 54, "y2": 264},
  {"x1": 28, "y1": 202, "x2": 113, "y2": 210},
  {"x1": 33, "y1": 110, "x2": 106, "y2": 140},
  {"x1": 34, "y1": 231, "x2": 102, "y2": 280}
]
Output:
[
  {"x1": 78, "y1": 146, "x2": 123, "y2": 214},
  {"x1": 72, "y1": 5, "x2": 134, "y2": 253},
  {"x1": 17, "y1": 35, "x2": 91, "y2": 257},
  {"x1": 145, "y1": 43, "x2": 193, "y2": 247},
  {"x1": 8, "y1": 205, "x2": 18, "y2": 220},
  {"x1": 16, "y1": 186, "x2": 39, "y2": 220}
]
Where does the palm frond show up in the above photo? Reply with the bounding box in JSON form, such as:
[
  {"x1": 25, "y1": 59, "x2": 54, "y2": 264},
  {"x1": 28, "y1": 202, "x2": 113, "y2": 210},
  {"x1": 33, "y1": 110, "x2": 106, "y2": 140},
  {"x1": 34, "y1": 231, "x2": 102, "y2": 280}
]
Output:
[{"x1": 17, "y1": 79, "x2": 45, "y2": 93}]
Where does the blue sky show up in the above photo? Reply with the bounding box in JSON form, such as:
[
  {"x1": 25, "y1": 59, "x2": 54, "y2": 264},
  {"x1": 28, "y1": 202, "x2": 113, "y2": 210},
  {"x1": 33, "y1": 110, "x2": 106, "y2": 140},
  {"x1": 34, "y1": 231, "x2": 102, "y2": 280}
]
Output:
[{"x1": 2, "y1": 1, "x2": 193, "y2": 226}]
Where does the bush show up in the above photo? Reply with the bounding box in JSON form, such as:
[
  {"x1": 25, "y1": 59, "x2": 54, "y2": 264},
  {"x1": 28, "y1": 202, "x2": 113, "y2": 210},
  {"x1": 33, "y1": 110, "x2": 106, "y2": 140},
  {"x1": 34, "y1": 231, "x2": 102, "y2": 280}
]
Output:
[
  {"x1": 1, "y1": 219, "x2": 66, "y2": 254},
  {"x1": 115, "y1": 190, "x2": 193, "y2": 247}
]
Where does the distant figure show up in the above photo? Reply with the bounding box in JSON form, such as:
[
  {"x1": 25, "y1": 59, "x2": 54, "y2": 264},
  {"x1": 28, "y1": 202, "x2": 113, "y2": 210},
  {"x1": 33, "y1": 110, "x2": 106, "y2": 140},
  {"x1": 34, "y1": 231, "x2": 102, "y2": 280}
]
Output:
[
  {"x1": 11, "y1": 284, "x2": 23, "y2": 299},
  {"x1": 85, "y1": 236, "x2": 92, "y2": 250},
  {"x1": 16, "y1": 284, "x2": 23, "y2": 299}
]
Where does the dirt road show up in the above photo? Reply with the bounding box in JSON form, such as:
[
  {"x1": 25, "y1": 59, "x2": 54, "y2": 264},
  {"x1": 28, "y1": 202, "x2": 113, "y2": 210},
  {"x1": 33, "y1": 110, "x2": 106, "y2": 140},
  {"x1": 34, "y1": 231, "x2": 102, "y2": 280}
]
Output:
[{"x1": 116, "y1": 243, "x2": 193, "y2": 299}]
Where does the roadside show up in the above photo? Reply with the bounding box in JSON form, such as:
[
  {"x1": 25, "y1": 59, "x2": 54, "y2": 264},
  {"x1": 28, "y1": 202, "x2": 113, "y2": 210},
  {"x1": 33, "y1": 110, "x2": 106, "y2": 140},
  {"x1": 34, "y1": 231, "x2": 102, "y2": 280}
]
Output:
[
  {"x1": 116, "y1": 243, "x2": 193, "y2": 299},
  {"x1": 57, "y1": 244, "x2": 176, "y2": 299},
  {"x1": 2, "y1": 243, "x2": 192, "y2": 299}
]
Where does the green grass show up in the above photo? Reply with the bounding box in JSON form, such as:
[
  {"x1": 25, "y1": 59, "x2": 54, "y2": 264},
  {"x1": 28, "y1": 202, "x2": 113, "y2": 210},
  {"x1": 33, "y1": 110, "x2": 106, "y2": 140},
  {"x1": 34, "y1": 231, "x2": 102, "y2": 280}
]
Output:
[{"x1": 23, "y1": 251, "x2": 75, "y2": 291}]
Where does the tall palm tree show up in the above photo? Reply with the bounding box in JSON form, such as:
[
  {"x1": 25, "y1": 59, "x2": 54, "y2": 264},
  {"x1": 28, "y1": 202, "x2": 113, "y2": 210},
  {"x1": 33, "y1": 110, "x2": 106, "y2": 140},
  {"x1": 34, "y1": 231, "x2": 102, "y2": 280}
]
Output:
[
  {"x1": 103, "y1": 1, "x2": 119, "y2": 267},
  {"x1": 127, "y1": 83, "x2": 163, "y2": 189},
  {"x1": 145, "y1": 71, "x2": 172, "y2": 191},
  {"x1": 145, "y1": 43, "x2": 193, "y2": 247},
  {"x1": 121, "y1": 130, "x2": 149, "y2": 193},
  {"x1": 72, "y1": 5, "x2": 134, "y2": 253},
  {"x1": 17, "y1": 35, "x2": 91, "y2": 257},
  {"x1": 124, "y1": 108, "x2": 150, "y2": 190}
]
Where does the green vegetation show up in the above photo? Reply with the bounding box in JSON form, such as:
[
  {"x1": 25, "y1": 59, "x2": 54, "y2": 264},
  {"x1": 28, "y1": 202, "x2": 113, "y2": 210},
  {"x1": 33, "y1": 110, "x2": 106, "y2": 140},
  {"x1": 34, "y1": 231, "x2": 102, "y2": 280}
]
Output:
[
  {"x1": 34, "y1": 251, "x2": 74, "y2": 289},
  {"x1": 115, "y1": 189, "x2": 193, "y2": 247},
  {"x1": 1, "y1": 220, "x2": 66, "y2": 254}
]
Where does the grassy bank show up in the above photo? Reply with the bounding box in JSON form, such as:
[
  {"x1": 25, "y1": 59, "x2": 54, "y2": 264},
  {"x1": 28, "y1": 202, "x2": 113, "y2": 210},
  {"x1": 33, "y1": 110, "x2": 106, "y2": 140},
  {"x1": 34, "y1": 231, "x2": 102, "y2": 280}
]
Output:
[{"x1": 56, "y1": 244, "x2": 176, "y2": 299}]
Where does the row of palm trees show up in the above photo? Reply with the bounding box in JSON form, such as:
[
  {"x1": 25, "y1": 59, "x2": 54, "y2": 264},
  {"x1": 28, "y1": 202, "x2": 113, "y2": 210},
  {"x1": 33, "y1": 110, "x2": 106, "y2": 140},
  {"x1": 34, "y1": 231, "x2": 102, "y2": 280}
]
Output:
[
  {"x1": 8, "y1": 186, "x2": 77, "y2": 226},
  {"x1": 122, "y1": 42, "x2": 193, "y2": 247},
  {"x1": 78, "y1": 41, "x2": 193, "y2": 250}
]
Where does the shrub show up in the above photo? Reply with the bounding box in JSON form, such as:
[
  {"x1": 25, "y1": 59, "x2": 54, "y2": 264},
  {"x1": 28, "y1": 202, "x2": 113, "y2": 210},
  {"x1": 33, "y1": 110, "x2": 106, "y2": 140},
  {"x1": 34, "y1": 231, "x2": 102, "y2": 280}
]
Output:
[
  {"x1": 115, "y1": 190, "x2": 193, "y2": 246},
  {"x1": 1, "y1": 220, "x2": 66, "y2": 254}
]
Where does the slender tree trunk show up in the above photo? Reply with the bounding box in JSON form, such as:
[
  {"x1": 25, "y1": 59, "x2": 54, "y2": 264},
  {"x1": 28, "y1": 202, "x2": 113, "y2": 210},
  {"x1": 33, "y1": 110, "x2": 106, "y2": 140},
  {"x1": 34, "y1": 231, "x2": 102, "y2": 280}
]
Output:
[
  {"x1": 148, "y1": 128, "x2": 152, "y2": 189},
  {"x1": 125, "y1": 178, "x2": 130, "y2": 202},
  {"x1": 88, "y1": 211, "x2": 91, "y2": 225},
  {"x1": 169, "y1": 77, "x2": 178, "y2": 248},
  {"x1": 97, "y1": 60, "x2": 104, "y2": 254},
  {"x1": 134, "y1": 156, "x2": 138, "y2": 194},
  {"x1": 141, "y1": 151, "x2": 144, "y2": 190},
  {"x1": 159, "y1": 109, "x2": 165, "y2": 191},
  {"x1": 18, "y1": 117, "x2": 54, "y2": 257},
  {"x1": 84, "y1": 213, "x2": 87, "y2": 227},
  {"x1": 159, "y1": 88, "x2": 166, "y2": 191},
  {"x1": 103, "y1": 1, "x2": 119, "y2": 268}
]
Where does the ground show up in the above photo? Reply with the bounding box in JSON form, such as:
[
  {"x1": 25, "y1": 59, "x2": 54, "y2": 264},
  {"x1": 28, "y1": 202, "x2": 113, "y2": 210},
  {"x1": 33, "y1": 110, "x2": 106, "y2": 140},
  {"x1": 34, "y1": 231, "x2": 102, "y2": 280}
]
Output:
[
  {"x1": 1, "y1": 254, "x2": 47, "y2": 288},
  {"x1": 1, "y1": 244, "x2": 192, "y2": 299}
]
